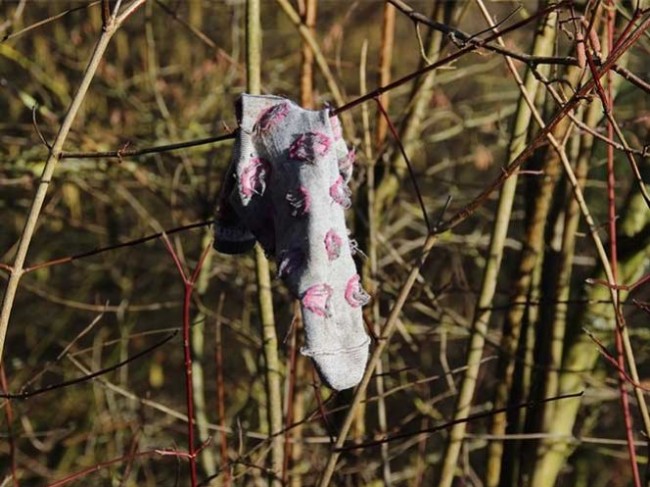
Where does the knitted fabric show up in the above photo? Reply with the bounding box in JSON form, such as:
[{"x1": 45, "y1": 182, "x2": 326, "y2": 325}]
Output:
[{"x1": 214, "y1": 94, "x2": 370, "y2": 390}]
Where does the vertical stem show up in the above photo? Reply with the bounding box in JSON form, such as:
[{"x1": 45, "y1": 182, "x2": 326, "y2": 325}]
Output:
[
  {"x1": 375, "y1": 2, "x2": 396, "y2": 148},
  {"x1": 299, "y1": 0, "x2": 317, "y2": 109},
  {"x1": 162, "y1": 237, "x2": 213, "y2": 486},
  {"x1": 544, "y1": 102, "x2": 596, "y2": 417},
  {"x1": 161, "y1": 235, "x2": 200, "y2": 486},
  {"x1": 215, "y1": 295, "x2": 230, "y2": 486},
  {"x1": 474, "y1": 3, "x2": 559, "y2": 485},
  {"x1": 274, "y1": 0, "x2": 351, "y2": 136},
  {"x1": 289, "y1": 353, "x2": 306, "y2": 487},
  {"x1": 283, "y1": 307, "x2": 300, "y2": 485},
  {"x1": 183, "y1": 282, "x2": 199, "y2": 486},
  {"x1": 246, "y1": 1, "x2": 284, "y2": 484},
  {"x1": 246, "y1": 0, "x2": 261, "y2": 94},
  {"x1": 255, "y1": 249, "x2": 283, "y2": 487},
  {"x1": 352, "y1": 39, "x2": 371, "y2": 449},
  {"x1": 191, "y1": 232, "x2": 217, "y2": 478},
  {"x1": 604, "y1": 4, "x2": 640, "y2": 485}
]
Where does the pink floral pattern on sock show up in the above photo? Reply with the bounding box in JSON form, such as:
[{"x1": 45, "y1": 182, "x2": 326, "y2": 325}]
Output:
[
  {"x1": 302, "y1": 283, "x2": 333, "y2": 317},
  {"x1": 345, "y1": 274, "x2": 370, "y2": 308},
  {"x1": 286, "y1": 186, "x2": 311, "y2": 217},
  {"x1": 288, "y1": 132, "x2": 331, "y2": 162},
  {"x1": 324, "y1": 229, "x2": 343, "y2": 261},
  {"x1": 255, "y1": 102, "x2": 290, "y2": 133},
  {"x1": 239, "y1": 157, "x2": 270, "y2": 202},
  {"x1": 329, "y1": 175, "x2": 352, "y2": 208},
  {"x1": 278, "y1": 247, "x2": 305, "y2": 279}
]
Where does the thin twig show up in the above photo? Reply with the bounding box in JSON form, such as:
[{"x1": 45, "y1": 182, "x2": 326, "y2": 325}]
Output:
[
  {"x1": 374, "y1": 97, "x2": 431, "y2": 232},
  {"x1": 60, "y1": 132, "x2": 236, "y2": 160},
  {"x1": 0, "y1": 331, "x2": 177, "y2": 399},
  {"x1": 31, "y1": 104, "x2": 51, "y2": 149},
  {"x1": 334, "y1": 391, "x2": 584, "y2": 452},
  {"x1": 1, "y1": 1, "x2": 101, "y2": 42},
  {"x1": 584, "y1": 329, "x2": 650, "y2": 392},
  {"x1": 20, "y1": 220, "x2": 211, "y2": 273}
]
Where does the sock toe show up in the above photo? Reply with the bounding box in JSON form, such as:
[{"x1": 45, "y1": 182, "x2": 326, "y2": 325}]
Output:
[{"x1": 309, "y1": 342, "x2": 369, "y2": 391}]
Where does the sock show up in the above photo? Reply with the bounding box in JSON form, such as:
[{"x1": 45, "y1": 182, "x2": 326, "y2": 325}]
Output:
[{"x1": 214, "y1": 94, "x2": 370, "y2": 391}]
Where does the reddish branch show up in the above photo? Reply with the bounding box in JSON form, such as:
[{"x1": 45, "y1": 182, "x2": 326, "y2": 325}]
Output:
[
  {"x1": 16, "y1": 221, "x2": 211, "y2": 274},
  {"x1": 584, "y1": 329, "x2": 650, "y2": 392},
  {"x1": 160, "y1": 234, "x2": 213, "y2": 487},
  {"x1": 45, "y1": 447, "x2": 211, "y2": 487},
  {"x1": 602, "y1": 5, "x2": 640, "y2": 485}
]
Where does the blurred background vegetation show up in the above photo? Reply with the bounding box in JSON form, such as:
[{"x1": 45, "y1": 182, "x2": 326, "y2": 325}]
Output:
[{"x1": 1, "y1": 0, "x2": 649, "y2": 486}]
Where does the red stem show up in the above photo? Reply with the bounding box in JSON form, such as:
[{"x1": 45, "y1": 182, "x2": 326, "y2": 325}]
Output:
[
  {"x1": 21, "y1": 221, "x2": 211, "y2": 274},
  {"x1": 46, "y1": 449, "x2": 177, "y2": 487},
  {"x1": 602, "y1": 5, "x2": 641, "y2": 486},
  {"x1": 160, "y1": 234, "x2": 201, "y2": 486},
  {"x1": 183, "y1": 282, "x2": 199, "y2": 486}
]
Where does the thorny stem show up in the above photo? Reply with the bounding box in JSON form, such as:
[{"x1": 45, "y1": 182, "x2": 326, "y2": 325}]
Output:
[
  {"x1": 601, "y1": 4, "x2": 640, "y2": 484},
  {"x1": 160, "y1": 235, "x2": 212, "y2": 487},
  {"x1": 182, "y1": 280, "x2": 199, "y2": 486}
]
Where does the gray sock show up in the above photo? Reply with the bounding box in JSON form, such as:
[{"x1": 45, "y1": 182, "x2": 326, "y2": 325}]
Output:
[{"x1": 214, "y1": 94, "x2": 370, "y2": 390}]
